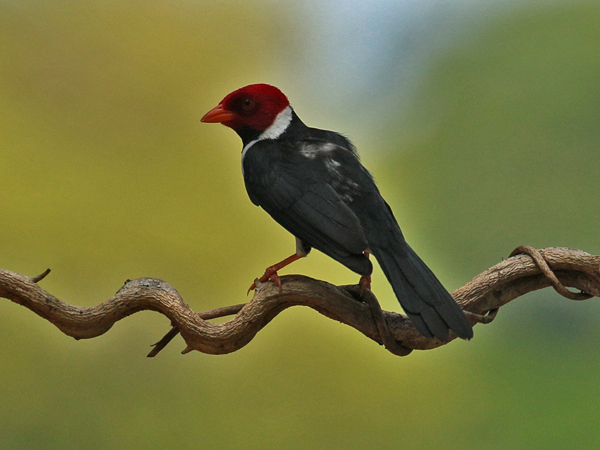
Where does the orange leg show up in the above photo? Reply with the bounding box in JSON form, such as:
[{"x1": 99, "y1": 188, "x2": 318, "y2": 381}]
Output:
[
  {"x1": 248, "y1": 253, "x2": 303, "y2": 293},
  {"x1": 359, "y1": 250, "x2": 372, "y2": 294},
  {"x1": 359, "y1": 275, "x2": 372, "y2": 292}
]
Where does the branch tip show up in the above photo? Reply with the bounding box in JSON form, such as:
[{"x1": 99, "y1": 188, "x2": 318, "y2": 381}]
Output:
[
  {"x1": 147, "y1": 326, "x2": 181, "y2": 357},
  {"x1": 465, "y1": 309, "x2": 498, "y2": 325},
  {"x1": 30, "y1": 268, "x2": 51, "y2": 283}
]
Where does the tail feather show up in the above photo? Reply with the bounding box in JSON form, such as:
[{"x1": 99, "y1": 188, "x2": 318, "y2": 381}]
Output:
[
  {"x1": 346, "y1": 192, "x2": 473, "y2": 341},
  {"x1": 371, "y1": 243, "x2": 473, "y2": 341}
]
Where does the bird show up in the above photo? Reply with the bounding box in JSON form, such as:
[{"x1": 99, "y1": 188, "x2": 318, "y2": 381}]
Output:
[{"x1": 201, "y1": 83, "x2": 473, "y2": 342}]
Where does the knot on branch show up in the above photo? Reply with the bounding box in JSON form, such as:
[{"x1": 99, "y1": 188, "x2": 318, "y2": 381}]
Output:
[{"x1": 0, "y1": 247, "x2": 599, "y2": 357}]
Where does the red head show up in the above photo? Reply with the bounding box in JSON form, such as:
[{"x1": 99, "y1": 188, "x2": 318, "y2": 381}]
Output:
[{"x1": 201, "y1": 84, "x2": 290, "y2": 133}]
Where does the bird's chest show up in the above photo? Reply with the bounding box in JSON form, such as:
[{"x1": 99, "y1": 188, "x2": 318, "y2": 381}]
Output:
[{"x1": 241, "y1": 139, "x2": 260, "y2": 177}]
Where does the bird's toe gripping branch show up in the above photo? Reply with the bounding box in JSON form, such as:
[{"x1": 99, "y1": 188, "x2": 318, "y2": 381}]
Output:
[
  {"x1": 359, "y1": 275, "x2": 372, "y2": 293},
  {"x1": 248, "y1": 253, "x2": 303, "y2": 293},
  {"x1": 248, "y1": 270, "x2": 282, "y2": 294}
]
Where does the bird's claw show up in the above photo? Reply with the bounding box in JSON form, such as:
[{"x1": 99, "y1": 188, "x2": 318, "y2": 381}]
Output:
[{"x1": 247, "y1": 267, "x2": 283, "y2": 295}]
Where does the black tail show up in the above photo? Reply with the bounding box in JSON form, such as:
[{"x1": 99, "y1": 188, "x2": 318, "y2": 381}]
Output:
[
  {"x1": 370, "y1": 242, "x2": 473, "y2": 341},
  {"x1": 351, "y1": 195, "x2": 473, "y2": 341}
]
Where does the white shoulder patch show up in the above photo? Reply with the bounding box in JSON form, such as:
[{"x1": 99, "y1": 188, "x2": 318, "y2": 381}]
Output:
[
  {"x1": 300, "y1": 142, "x2": 337, "y2": 159},
  {"x1": 258, "y1": 106, "x2": 293, "y2": 140}
]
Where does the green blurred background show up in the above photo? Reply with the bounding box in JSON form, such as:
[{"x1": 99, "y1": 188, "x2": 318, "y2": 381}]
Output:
[{"x1": 1, "y1": 1, "x2": 599, "y2": 448}]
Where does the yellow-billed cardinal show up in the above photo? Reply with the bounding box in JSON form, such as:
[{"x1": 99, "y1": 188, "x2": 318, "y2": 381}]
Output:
[{"x1": 202, "y1": 84, "x2": 472, "y2": 342}]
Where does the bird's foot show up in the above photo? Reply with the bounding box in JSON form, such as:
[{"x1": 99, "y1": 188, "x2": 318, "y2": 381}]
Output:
[
  {"x1": 247, "y1": 266, "x2": 283, "y2": 294},
  {"x1": 247, "y1": 253, "x2": 303, "y2": 294},
  {"x1": 359, "y1": 275, "x2": 372, "y2": 296}
]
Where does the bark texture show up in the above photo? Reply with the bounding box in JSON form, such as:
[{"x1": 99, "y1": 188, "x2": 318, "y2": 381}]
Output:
[{"x1": 0, "y1": 247, "x2": 598, "y2": 357}]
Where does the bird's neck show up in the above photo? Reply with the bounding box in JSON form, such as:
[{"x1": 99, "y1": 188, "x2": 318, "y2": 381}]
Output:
[{"x1": 237, "y1": 107, "x2": 307, "y2": 147}]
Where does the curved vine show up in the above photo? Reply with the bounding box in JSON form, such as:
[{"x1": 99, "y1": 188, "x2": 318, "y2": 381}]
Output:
[{"x1": 0, "y1": 247, "x2": 598, "y2": 357}]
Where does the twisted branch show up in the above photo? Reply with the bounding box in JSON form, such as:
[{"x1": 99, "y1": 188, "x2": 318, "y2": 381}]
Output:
[{"x1": 0, "y1": 247, "x2": 598, "y2": 357}]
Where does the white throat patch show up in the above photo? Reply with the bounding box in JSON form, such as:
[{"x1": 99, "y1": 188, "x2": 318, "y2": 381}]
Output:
[
  {"x1": 258, "y1": 106, "x2": 292, "y2": 140},
  {"x1": 242, "y1": 106, "x2": 293, "y2": 175}
]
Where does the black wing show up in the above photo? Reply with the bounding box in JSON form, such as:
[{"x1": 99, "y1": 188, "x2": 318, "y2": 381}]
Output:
[
  {"x1": 325, "y1": 148, "x2": 474, "y2": 341},
  {"x1": 242, "y1": 139, "x2": 372, "y2": 275},
  {"x1": 243, "y1": 137, "x2": 472, "y2": 341}
]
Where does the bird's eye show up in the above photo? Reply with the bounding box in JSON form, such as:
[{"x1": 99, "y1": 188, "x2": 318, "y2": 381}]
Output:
[{"x1": 242, "y1": 98, "x2": 254, "y2": 109}]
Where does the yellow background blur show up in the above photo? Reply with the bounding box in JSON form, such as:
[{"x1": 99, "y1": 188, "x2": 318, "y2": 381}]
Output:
[{"x1": 1, "y1": 1, "x2": 599, "y2": 449}]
